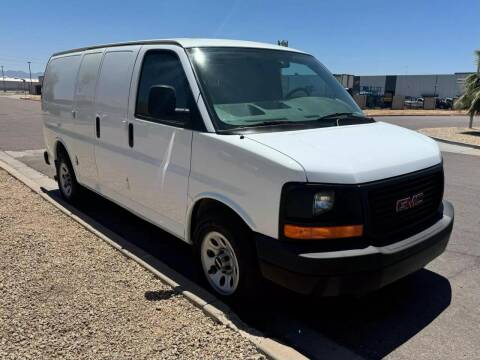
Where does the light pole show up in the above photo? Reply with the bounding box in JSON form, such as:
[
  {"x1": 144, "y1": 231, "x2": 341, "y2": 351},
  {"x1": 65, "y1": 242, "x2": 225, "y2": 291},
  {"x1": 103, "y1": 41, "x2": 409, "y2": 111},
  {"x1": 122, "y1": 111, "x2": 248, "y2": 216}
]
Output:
[
  {"x1": 27, "y1": 61, "x2": 32, "y2": 95},
  {"x1": 1, "y1": 65, "x2": 5, "y2": 92}
]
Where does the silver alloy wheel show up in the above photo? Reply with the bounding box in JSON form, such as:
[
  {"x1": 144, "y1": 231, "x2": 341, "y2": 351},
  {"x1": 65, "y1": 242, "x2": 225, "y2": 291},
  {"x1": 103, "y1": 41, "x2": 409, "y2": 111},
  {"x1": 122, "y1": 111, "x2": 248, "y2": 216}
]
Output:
[
  {"x1": 59, "y1": 162, "x2": 73, "y2": 197},
  {"x1": 200, "y1": 231, "x2": 240, "y2": 296}
]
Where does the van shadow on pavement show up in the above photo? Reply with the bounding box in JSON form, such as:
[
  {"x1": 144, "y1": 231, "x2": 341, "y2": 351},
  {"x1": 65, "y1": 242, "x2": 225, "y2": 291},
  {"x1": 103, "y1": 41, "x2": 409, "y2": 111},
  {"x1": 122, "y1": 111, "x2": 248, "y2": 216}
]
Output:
[
  {"x1": 42, "y1": 187, "x2": 452, "y2": 360},
  {"x1": 238, "y1": 269, "x2": 451, "y2": 359}
]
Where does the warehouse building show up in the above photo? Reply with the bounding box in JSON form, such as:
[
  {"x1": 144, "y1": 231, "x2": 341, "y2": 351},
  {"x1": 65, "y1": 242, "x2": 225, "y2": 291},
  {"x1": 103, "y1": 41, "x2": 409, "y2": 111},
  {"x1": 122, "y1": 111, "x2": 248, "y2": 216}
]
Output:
[
  {"x1": 334, "y1": 73, "x2": 473, "y2": 109},
  {"x1": 357, "y1": 73, "x2": 470, "y2": 98},
  {"x1": 0, "y1": 76, "x2": 41, "y2": 94}
]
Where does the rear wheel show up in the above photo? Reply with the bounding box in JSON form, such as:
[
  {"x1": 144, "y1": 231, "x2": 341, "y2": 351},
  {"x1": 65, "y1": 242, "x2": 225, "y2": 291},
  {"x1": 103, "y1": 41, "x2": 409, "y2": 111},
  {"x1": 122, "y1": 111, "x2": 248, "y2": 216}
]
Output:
[
  {"x1": 56, "y1": 151, "x2": 81, "y2": 203},
  {"x1": 194, "y1": 212, "x2": 261, "y2": 301}
]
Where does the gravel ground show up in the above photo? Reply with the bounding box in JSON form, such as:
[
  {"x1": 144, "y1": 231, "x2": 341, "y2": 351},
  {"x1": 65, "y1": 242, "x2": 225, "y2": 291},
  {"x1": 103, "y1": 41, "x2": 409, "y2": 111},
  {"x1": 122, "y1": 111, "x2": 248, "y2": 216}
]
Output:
[
  {"x1": 0, "y1": 169, "x2": 262, "y2": 360},
  {"x1": 419, "y1": 126, "x2": 480, "y2": 146}
]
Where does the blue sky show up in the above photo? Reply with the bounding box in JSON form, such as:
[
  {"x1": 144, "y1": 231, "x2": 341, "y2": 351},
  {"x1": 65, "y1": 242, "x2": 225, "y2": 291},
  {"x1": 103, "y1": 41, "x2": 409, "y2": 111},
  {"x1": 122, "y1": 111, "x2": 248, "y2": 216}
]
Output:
[{"x1": 1, "y1": 0, "x2": 479, "y2": 75}]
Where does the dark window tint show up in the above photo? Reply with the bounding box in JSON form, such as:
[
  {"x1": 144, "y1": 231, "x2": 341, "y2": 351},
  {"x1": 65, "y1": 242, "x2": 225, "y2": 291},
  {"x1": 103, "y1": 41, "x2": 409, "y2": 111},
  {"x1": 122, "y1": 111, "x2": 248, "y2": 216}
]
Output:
[
  {"x1": 43, "y1": 54, "x2": 81, "y2": 105},
  {"x1": 136, "y1": 51, "x2": 194, "y2": 125},
  {"x1": 188, "y1": 48, "x2": 363, "y2": 131}
]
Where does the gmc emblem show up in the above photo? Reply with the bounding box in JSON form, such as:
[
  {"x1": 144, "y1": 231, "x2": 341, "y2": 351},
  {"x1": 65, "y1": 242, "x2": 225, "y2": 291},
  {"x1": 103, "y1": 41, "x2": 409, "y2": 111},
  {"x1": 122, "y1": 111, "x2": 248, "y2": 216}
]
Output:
[{"x1": 396, "y1": 193, "x2": 424, "y2": 212}]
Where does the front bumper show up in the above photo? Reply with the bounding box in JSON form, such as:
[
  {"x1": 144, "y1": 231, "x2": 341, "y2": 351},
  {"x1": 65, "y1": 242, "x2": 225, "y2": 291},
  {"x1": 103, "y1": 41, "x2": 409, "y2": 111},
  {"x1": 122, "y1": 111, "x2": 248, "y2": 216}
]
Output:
[{"x1": 256, "y1": 200, "x2": 454, "y2": 296}]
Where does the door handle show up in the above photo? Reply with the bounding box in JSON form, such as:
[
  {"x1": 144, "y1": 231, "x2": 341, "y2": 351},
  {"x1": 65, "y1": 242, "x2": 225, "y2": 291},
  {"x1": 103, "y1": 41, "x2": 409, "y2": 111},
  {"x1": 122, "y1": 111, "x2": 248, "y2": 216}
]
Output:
[
  {"x1": 128, "y1": 123, "x2": 134, "y2": 148},
  {"x1": 95, "y1": 116, "x2": 100, "y2": 138}
]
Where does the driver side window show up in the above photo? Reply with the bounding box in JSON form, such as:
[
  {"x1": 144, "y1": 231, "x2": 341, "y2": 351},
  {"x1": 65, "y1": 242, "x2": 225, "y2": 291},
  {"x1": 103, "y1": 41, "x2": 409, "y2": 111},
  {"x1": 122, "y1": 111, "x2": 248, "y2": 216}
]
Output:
[
  {"x1": 135, "y1": 50, "x2": 197, "y2": 126},
  {"x1": 281, "y1": 62, "x2": 332, "y2": 98}
]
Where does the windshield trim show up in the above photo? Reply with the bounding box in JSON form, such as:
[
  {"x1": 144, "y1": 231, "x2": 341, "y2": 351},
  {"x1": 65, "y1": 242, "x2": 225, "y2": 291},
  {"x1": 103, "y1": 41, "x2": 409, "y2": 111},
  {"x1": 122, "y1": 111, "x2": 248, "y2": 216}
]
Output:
[
  {"x1": 185, "y1": 47, "x2": 219, "y2": 132},
  {"x1": 216, "y1": 121, "x2": 333, "y2": 135},
  {"x1": 186, "y1": 47, "x2": 363, "y2": 134},
  {"x1": 216, "y1": 115, "x2": 376, "y2": 135}
]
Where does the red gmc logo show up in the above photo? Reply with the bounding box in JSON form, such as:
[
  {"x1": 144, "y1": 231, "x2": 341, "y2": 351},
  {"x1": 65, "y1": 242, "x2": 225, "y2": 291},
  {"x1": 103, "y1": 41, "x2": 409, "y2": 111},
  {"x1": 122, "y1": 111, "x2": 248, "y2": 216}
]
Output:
[{"x1": 396, "y1": 193, "x2": 424, "y2": 212}]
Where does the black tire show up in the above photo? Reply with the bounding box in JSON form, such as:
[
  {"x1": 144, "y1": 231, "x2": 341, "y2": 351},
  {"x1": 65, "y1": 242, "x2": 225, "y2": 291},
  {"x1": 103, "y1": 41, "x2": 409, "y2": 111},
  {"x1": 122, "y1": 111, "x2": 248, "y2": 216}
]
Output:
[
  {"x1": 194, "y1": 211, "x2": 262, "y2": 302},
  {"x1": 56, "y1": 150, "x2": 82, "y2": 203}
]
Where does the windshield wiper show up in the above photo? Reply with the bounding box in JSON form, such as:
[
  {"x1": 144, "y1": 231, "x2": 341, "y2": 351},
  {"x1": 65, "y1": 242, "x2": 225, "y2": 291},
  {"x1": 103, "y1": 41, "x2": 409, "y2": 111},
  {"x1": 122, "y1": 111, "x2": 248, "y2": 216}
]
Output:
[
  {"x1": 232, "y1": 120, "x2": 300, "y2": 129},
  {"x1": 316, "y1": 112, "x2": 364, "y2": 121},
  {"x1": 217, "y1": 120, "x2": 302, "y2": 133},
  {"x1": 251, "y1": 120, "x2": 299, "y2": 126},
  {"x1": 315, "y1": 112, "x2": 374, "y2": 126}
]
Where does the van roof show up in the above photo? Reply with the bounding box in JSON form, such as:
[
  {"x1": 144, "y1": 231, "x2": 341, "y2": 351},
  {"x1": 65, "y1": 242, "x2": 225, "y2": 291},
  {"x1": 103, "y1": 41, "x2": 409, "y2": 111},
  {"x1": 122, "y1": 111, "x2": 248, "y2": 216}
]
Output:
[{"x1": 51, "y1": 38, "x2": 306, "y2": 57}]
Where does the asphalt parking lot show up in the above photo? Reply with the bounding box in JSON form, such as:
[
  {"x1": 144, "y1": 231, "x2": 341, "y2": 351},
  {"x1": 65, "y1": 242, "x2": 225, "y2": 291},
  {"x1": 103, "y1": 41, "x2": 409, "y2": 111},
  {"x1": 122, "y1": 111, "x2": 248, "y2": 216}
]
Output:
[
  {"x1": 375, "y1": 115, "x2": 469, "y2": 130},
  {"x1": 1, "y1": 96, "x2": 479, "y2": 359}
]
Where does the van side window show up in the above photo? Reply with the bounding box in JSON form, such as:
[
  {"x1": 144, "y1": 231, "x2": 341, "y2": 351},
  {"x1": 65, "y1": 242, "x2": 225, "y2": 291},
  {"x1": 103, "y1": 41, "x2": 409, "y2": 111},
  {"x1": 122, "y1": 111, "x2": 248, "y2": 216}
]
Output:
[
  {"x1": 43, "y1": 54, "x2": 81, "y2": 106},
  {"x1": 75, "y1": 52, "x2": 102, "y2": 105},
  {"x1": 96, "y1": 51, "x2": 136, "y2": 119},
  {"x1": 135, "y1": 51, "x2": 198, "y2": 127}
]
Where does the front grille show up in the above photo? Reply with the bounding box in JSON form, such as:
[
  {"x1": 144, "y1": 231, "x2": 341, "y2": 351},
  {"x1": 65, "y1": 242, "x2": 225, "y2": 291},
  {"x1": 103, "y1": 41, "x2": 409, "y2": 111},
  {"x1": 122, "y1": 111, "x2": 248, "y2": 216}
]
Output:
[{"x1": 367, "y1": 166, "x2": 444, "y2": 242}]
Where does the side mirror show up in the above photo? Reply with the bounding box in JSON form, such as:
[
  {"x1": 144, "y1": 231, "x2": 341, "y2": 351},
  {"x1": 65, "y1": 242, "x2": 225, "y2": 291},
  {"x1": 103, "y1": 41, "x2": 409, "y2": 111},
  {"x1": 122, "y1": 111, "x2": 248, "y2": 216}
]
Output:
[{"x1": 148, "y1": 85, "x2": 176, "y2": 118}]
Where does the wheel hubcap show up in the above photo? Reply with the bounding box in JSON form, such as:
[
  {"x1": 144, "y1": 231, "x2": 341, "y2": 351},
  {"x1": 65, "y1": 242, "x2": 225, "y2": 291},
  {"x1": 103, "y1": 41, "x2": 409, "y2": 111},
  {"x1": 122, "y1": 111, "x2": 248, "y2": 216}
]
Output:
[
  {"x1": 59, "y1": 163, "x2": 72, "y2": 197},
  {"x1": 201, "y1": 231, "x2": 239, "y2": 296}
]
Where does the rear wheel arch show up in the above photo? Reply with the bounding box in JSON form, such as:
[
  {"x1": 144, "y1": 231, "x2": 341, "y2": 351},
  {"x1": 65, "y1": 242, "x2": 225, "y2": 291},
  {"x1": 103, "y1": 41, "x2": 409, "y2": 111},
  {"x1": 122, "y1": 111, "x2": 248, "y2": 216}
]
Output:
[
  {"x1": 54, "y1": 139, "x2": 74, "y2": 163},
  {"x1": 55, "y1": 140, "x2": 83, "y2": 203},
  {"x1": 53, "y1": 138, "x2": 81, "y2": 185},
  {"x1": 54, "y1": 140, "x2": 68, "y2": 161},
  {"x1": 53, "y1": 139, "x2": 79, "y2": 177}
]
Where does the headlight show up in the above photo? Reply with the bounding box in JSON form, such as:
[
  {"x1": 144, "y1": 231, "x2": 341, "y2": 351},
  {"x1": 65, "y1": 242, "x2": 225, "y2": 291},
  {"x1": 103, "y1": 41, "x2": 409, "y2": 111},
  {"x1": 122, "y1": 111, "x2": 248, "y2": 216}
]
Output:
[
  {"x1": 281, "y1": 183, "x2": 363, "y2": 224},
  {"x1": 280, "y1": 184, "x2": 364, "y2": 240},
  {"x1": 313, "y1": 191, "x2": 335, "y2": 215}
]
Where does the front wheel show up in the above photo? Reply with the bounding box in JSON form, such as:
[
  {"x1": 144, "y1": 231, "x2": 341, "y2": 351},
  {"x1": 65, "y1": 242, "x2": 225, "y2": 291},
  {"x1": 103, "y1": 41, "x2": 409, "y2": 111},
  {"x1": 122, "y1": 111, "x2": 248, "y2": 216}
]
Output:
[
  {"x1": 200, "y1": 230, "x2": 241, "y2": 296},
  {"x1": 195, "y1": 214, "x2": 261, "y2": 301}
]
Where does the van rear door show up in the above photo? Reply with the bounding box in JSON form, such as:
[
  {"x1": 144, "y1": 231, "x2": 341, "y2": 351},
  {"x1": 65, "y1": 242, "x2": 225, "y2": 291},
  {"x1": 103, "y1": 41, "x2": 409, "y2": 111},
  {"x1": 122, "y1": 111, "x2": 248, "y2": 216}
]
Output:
[
  {"x1": 72, "y1": 51, "x2": 103, "y2": 187},
  {"x1": 42, "y1": 53, "x2": 81, "y2": 161}
]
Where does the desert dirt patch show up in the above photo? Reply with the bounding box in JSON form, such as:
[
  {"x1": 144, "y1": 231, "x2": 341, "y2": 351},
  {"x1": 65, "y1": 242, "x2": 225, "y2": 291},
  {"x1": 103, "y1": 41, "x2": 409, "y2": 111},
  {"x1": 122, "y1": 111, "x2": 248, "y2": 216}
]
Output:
[
  {"x1": 419, "y1": 127, "x2": 480, "y2": 147},
  {"x1": 0, "y1": 169, "x2": 262, "y2": 360}
]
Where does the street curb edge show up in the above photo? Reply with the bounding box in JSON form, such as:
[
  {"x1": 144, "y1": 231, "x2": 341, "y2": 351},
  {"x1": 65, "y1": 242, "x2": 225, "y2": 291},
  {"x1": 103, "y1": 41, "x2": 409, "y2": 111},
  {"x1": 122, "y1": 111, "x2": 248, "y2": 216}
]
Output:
[{"x1": 0, "y1": 150, "x2": 309, "y2": 360}]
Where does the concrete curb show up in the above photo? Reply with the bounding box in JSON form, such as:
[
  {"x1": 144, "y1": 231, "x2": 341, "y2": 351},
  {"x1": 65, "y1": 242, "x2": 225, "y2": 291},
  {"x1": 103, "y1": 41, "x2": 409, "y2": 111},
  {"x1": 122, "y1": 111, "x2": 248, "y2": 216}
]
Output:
[
  {"x1": 0, "y1": 150, "x2": 308, "y2": 360},
  {"x1": 427, "y1": 136, "x2": 480, "y2": 151}
]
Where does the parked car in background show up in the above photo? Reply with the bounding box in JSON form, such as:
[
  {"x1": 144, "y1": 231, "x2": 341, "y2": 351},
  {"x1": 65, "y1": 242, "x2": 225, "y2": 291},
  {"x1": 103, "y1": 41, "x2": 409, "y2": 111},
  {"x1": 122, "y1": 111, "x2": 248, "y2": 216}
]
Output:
[
  {"x1": 41, "y1": 39, "x2": 454, "y2": 300},
  {"x1": 436, "y1": 98, "x2": 453, "y2": 109},
  {"x1": 404, "y1": 97, "x2": 424, "y2": 109}
]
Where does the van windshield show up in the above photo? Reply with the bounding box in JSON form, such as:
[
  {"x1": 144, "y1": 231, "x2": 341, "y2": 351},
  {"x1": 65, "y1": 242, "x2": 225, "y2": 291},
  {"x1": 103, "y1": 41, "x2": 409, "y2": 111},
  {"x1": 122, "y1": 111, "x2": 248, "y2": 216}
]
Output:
[{"x1": 187, "y1": 47, "x2": 366, "y2": 132}]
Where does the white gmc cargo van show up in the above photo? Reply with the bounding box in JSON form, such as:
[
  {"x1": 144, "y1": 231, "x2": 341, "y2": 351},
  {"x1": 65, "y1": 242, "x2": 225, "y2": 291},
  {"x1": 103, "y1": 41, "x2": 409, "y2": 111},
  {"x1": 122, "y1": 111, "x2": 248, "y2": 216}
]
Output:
[{"x1": 42, "y1": 39, "x2": 454, "y2": 299}]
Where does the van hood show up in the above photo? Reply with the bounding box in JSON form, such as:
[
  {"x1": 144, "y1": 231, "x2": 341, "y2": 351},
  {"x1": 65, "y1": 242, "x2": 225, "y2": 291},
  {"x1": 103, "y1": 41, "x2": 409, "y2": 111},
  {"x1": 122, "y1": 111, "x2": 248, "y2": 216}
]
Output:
[{"x1": 246, "y1": 122, "x2": 442, "y2": 184}]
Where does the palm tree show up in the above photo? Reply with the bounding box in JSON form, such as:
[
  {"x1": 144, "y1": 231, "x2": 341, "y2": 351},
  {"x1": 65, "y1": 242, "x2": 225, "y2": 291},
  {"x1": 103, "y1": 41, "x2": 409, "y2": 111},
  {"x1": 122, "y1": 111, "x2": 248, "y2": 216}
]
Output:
[{"x1": 455, "y1": 50, "x2": 480, "y2": 128}]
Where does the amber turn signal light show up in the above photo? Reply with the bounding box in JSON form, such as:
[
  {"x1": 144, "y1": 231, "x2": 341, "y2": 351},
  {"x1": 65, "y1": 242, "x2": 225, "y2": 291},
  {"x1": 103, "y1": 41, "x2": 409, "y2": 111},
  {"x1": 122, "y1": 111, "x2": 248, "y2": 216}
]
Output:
[{"x1": 284, "y1": 224, "x2": 364, "y2": 240}]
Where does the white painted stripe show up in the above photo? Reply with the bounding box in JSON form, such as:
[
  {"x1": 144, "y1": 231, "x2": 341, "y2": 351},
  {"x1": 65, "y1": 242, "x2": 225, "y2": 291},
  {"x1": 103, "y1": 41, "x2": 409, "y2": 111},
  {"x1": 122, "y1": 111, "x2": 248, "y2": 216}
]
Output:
[{"x1": 5, "y1": 149, "x2": 45, "y2": 158}]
